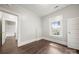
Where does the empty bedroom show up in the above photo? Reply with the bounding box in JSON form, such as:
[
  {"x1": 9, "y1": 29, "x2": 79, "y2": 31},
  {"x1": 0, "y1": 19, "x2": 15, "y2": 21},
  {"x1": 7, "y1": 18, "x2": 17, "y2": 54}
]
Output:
[{"x1": 0, "y1": 4, "x2": 79, "y2": 54}]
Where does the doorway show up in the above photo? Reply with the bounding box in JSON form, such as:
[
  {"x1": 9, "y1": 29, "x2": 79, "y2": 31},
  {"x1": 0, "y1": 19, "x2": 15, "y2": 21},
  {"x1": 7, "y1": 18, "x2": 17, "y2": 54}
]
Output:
[
  {"x1": 67, "y1": 17, "x2": 79, "y2": 50},
  {"x1": 0, "y1": 11, "x2": 18, "y2": 50},
  {"x1": 5, "y1": 20, "x2": 16, "y2": 40}
]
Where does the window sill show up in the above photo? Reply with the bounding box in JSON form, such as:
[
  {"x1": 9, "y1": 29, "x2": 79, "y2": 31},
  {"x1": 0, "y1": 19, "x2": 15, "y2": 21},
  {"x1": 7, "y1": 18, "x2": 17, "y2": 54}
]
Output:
[{"x1": 49, "y1": 34, "x2": 63, "y2": 38}]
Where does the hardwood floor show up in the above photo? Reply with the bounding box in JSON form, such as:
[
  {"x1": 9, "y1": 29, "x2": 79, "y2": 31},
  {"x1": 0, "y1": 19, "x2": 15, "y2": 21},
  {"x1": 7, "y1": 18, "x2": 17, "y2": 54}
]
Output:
[
  {"x1": 0, "y1": 37, "x2": 77, "y2": 54},
  {"x1": 0, "y1": 37, "x2": 18, "y2": 54}
]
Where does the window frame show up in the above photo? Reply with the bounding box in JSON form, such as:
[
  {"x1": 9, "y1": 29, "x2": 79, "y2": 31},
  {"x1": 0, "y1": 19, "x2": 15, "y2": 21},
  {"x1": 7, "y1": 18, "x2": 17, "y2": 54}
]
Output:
[{"x1": 49, "y1": 15, "x2": 63, "y2": 37}]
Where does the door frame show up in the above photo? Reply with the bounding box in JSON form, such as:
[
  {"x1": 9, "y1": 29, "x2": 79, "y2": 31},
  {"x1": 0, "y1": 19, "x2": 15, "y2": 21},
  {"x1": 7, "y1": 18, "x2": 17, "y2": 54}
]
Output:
[
  {"x1": 0, "y1": 10, "x2": 19, "y2": 46},
  {"x1": 67, "y1": 17, "x2": 79, "y2": 50}
]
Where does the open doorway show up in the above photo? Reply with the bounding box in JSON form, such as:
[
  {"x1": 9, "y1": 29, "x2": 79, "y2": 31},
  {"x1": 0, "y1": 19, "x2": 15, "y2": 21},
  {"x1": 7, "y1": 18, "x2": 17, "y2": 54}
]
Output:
[
  {"x1": 5, "y1": 20, "x2": 17, "y2": 40},
  {"x1": 0, "y1": 11, "x2": 18, "y2": 53}
]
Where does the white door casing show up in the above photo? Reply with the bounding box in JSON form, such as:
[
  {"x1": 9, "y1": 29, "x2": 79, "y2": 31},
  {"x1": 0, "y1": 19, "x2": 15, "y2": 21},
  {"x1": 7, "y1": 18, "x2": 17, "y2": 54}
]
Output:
[
  {"x1": 1, "y1": 11, "x2": 18, "y2": 45},
  {"x1": 67, "y1": 17, "x2": 79, "y2": 50}
]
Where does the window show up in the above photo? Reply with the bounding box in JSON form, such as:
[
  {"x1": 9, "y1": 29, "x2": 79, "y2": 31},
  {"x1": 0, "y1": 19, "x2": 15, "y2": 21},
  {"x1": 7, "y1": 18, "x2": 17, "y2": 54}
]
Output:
[{"x1": 49, "y1": 15, "x2": 63, "y2": 37}]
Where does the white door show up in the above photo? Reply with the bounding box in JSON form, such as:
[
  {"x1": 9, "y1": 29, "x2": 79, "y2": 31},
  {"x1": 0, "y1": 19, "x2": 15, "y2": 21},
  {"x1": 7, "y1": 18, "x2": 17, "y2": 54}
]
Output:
[{"x1": 67, "y1": 17, "x2": 79, "y2": 50}]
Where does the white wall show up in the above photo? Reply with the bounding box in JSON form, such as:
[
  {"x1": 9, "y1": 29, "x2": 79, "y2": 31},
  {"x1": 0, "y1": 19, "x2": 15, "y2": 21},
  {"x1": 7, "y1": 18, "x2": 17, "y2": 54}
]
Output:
[
  {"x1": 19, "y1": 10, "x2": 42, "y2": 46},
  {"x1": 0, "y1": 5, "x2": 42, "y2": 46},
  {"x1": 42, "y1": 5, "x2": 79, "y2": 45},
  {"x1": 1, "y1": 4, "x2": 79, "y2": 47},
  {"x1": 0, "y1": 12, "x2": 2, "y2": 35},
  {"x1": 5, "y1": 21, "x2": 16, "y2": 37},
  {"x1": 0, "y1": 21, "x2": 2, "y2": 44}
]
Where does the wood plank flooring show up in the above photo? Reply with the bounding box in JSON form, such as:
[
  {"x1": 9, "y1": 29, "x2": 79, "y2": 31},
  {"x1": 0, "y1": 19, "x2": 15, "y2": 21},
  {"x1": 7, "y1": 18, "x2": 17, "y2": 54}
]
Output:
[{"x1": 0, "y1": 37, "x2": 77, "y2": 54}]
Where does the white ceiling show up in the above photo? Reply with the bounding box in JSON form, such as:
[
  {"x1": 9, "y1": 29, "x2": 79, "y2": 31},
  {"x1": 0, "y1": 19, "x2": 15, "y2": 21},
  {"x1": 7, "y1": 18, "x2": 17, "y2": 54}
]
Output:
[
  {"x1": 19, "y1": 4, "x2": 69, "y2": 17},
  {"x1": 6, "y1": 4, "x2": 69, "y2": 17}
]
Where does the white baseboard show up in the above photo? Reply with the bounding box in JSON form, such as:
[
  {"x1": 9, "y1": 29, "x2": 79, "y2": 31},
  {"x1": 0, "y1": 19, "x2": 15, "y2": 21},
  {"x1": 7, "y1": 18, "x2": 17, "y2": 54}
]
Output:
[
  {"x1": 18, "y1": 37, "x2": 67, "y2": 47},
  {"x1": 41, "y1": 37, "x2": 67, "y2": 46},
  {"x1": 18, "y1": 37, "x2": 42, "y2": 47}
]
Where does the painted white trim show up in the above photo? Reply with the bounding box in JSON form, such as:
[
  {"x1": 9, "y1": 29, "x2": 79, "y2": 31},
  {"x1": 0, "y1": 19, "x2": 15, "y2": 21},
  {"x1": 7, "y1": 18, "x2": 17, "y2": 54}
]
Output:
[
  {"x1": 67, "y1": 17, "x2": 79, "y2": 50},
  {"x1": 18, "y1": 37, "x2": 67, "y2": 47},
  {"x1": 49, "y1": 15, "x2": 63, "y2": 37},
  {"x1": 41, "y1": 37, "x2": 67, "y2": 46},
  {"x1": 18, "y1": 37, "x2": 42, "y2": 47}
]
